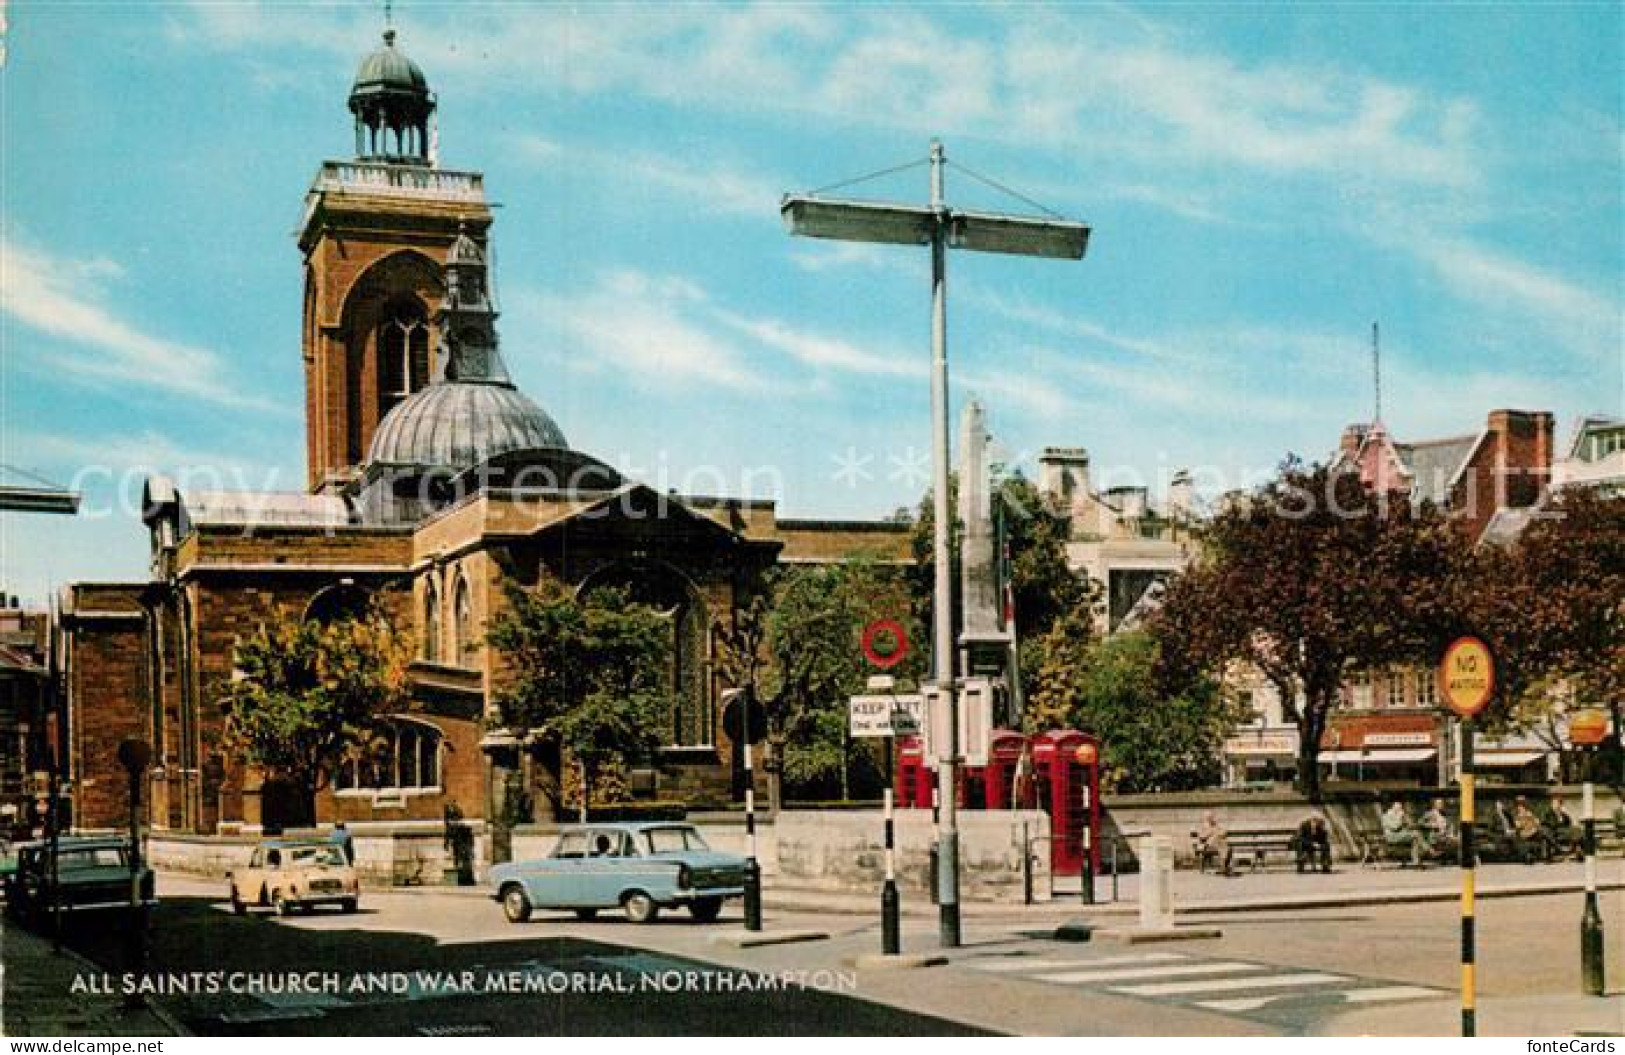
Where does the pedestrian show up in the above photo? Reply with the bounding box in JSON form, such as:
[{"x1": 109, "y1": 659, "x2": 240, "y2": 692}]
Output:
[{"x1": 330, "y1": 820, "x2": 355, "y2": 866}]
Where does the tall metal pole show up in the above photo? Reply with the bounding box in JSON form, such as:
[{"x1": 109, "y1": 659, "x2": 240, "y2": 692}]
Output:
[
  {"x1": 928, "y1": 139, "x2": 961, "y2": 949},
  {"x1": 1459, "y1": 720, "x2": 1476, "y2": 1038}
]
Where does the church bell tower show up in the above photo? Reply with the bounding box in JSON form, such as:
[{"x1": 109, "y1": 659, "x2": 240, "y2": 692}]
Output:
[{"x1": 298, "y1": 25, "x2": 494, "y2": 493}]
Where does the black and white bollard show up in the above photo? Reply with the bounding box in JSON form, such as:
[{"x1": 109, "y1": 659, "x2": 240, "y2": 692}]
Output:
[
  {"x1": 743, "y1": 738, "x2": 762, "y2": 932},
  {"x1": 1080, "y1": 825, "x2": 1094, "y2": 905},
  {"x1": 882, "y1": 789, "x2": 900, "y2": 955},
  {"x1": 1581, "y1": 776, "x2": 1605, "y2": 996},
  {"x1": 928, "y1": 784, "x2": 941, "y2": 907}
]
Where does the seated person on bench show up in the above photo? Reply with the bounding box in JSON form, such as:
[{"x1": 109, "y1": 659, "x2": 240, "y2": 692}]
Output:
[
  {"x1": 1194, "y1": 811, "x2": 1234, "y2": 876},
  {"x1": 1419, "y1": 798, "x2": 1457, "y2": 859},
  {"x1": 1513, "y1": 797, "x2": 1552, "y2": 862},
  {"x1": 1295, "y1": 816, "x2": 1332, "y2": 873},
  {"x1": 1380, "y1": 800, "x2": 1424, "y2": 866},
  {"x1": 1546, "y1": 800, "x2": 1581, "y2": 860}
]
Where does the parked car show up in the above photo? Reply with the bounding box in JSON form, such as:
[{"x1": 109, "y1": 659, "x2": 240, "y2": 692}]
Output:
[
  {"x1": 489, "y1": 822, "x2": 747, "y2": 924},
  {"x1": 5, "y1": 836, "x2": 155, "y2": 928},
  {"x1": 229, "y1": 840, "x2": 359, "y2": 915}
]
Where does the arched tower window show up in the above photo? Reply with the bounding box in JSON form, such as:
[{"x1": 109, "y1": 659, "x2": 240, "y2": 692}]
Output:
[
  {"x1": 378, "y1": 298, "x2": 430, "y2": 419},
  {"x1": 423, "y1": 579, "x2": 441, "y2": 662},
  {"x1": 453, "y1": 574, "x2": 477, "y2": 667}
]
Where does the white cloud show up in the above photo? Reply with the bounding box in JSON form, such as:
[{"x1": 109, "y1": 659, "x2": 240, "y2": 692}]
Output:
[
  {"x1": 511, "y1": 268, "x2": 924, "y2": 391},
  {"x1": 1409, "y1": 235, "x2": 1622, "y2": 365},
  {"x1": 513, "y1": 134, "x2": 784, "y2": 218},
  {"x1": 0, "y1": 238, "x2": 278, "y2": 411}
]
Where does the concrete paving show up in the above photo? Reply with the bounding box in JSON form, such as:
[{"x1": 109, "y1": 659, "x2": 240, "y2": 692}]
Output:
[{"x1": 1, "y1": 919, "x2": 181, "y2": 1037}]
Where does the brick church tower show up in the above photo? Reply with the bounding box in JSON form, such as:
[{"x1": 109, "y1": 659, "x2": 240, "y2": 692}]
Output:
[{"x1": 298, "y1": 28, "x2": 493, "y2": 493}]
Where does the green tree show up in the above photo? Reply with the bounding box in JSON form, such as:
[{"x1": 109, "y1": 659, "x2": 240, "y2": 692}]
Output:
[
  {"x1": 486, "y1": 576, "x2": 672, "y2": 817},
  {"x1": 1152, "y1": 459, "x2": 1470, "y2": 801},
  {"x1": 907, "y1": 472, "x2": 1099, "y2": 703},
  {"x1": 715, "y1": 563, "x2": 923, "y2": 807},
  {"x1": 1462, "y1": 488, "x2": 1625, "y2": 778},
  {"x1": 1029, "y1": 625, "x2": 1245, "y2": 792},
  {"x1": 222, "y1": 599, "x2": 411, "y2": 828}
]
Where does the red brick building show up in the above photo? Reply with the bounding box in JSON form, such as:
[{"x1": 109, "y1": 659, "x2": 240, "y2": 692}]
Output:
[{"x1": 61, "y1": 30, "x2": 907, "y2": 842}]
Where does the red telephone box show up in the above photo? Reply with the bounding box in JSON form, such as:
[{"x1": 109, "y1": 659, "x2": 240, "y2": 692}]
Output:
[
  {"x1": 893, "y1": 736, "x2": 935, "y2": 808},
  {"x1": 1032, "y1": 729, "x2": 1101, "y2": 877},
  {"x1": 981, "y1": 729, "x2": 1030, "y2": 810}
]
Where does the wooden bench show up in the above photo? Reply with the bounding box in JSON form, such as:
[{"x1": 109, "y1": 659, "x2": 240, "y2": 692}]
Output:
[{"x1": 1190, "y1": 827, "x2": 1299, "y2": 872}]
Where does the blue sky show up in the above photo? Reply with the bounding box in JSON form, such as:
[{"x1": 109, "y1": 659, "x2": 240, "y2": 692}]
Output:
[{"x1": 2, "y1": 1, "x2": 1621, "y2": 604}]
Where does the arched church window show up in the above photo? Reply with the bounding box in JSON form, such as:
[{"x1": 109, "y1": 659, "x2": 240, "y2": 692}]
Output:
[
  {"x1": 377, "y1": 299, "x2": 430, "y2": 417},
  {"x1": 305, "y1": 582, "x2": 370, "y2": 625},
  {"x1": 334, "y1": 718, "x2": 442, "y2": 791},
  {"x1": 423, "y1": 579, "x2": 441, "y2": 663},
  {"x1": 579, "y1": 563, "x2": 711, "y2": 748},
  {"x1": 453, "y1": 574, "x2": 477, "y2": 667}
]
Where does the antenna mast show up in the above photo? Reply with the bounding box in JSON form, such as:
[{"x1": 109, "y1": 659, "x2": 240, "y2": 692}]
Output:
[{"x1": 1371, "y1": 321, "x2": 1382, "y2": 424}]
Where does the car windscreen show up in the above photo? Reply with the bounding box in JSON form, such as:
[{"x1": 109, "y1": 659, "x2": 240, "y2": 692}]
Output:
[
  {"x1": 644, "y1": 828, "x2": 708, "y2": 854},
  {"x1": 58, "y1": 848, "x2": 126, "y2": 870},
  {"x1": 288, "y1": 846, "x2": 347, "y2": 867}
]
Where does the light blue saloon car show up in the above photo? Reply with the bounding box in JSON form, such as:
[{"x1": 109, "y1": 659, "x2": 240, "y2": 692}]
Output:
[{"x1": 489, "y1": 822, "x2": 748, "y2": 924}]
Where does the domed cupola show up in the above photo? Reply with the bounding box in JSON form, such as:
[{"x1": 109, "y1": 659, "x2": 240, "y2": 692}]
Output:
[{"x1": 349, "y1": 28, "x2": 435, "y2": 164}]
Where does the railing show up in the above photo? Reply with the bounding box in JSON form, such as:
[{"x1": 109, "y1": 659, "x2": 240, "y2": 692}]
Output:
[{"x1": 311, "y1": 161, "x2": 486, "y2": 203}]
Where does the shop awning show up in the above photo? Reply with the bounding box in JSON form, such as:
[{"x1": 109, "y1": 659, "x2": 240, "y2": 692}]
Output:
[
  {"x1": 1319, "y1": 748, "x2": 1437, "y2": 764},
  {"x1": 1475, "y1": 751, "x2": 1546, "y2": 767}
]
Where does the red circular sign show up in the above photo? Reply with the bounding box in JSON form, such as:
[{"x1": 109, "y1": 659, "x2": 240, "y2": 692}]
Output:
[{"x1": 861, "y1": 619, "x2": 909, "y2": 669}]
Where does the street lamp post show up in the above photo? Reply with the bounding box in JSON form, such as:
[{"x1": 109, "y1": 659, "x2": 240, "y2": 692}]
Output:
[{"x1": 783, "y1": 141, "x2": 1088, "y2": 947}]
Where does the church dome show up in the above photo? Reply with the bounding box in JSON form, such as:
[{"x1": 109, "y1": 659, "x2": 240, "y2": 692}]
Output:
[
  {"x1": 350, "y1": 29, "x2": 429, "y2": 100},
  {"x1": 367, "y1": 382, "x2": 569, "y2": 471}
]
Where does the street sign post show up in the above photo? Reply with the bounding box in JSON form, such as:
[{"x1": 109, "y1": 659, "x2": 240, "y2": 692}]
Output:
[
  {"x1": 1569, "y1": 709, "x2": 1608, "y2": 996},
  {"x1": 1438, "y1": 635, "x2": 1495, "y2": 1038},
  {"x1": 849, "y1": 694, "x2": 924, "y2": 739}
]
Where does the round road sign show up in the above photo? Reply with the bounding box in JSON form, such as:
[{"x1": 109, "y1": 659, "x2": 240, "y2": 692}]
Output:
[
  {"x1": 1439, "y1": 636, "x2": 1495, "y2": 719},
  {"x1": 861, "y1": 619, "x2": 909, "y2": 670}
]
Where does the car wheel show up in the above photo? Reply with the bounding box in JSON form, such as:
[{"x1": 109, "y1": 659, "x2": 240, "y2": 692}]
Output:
[
  {"x1": 230, "y1": 888, "x2": 247, "y2": 916},
  {"x1": 689, "y1": 897, "x2": 723, "y2": 923},
  {"x1": 340, "y1": 897, "x2": 358, "y2": 914},
  {"x1": 501, "y1": 885, "x2": 532, "y2": 924},
  {"x1": 273, "y1": 890, "x2": 292, "y2": 916},
  {"x1": 573, "y1": 908, "x2": 598, "y2": 921},
  {"x1": 623, "y1": 891, "x2": 659, "y2": 924}
]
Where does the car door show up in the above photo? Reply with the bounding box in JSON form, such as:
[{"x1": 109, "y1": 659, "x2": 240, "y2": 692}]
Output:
[
  {"x1": 580, "y1": 829, "x2": 632, "y2": 907},
  {"x1": 529, "y1": 831, "x2": 589, "y2": 908}
]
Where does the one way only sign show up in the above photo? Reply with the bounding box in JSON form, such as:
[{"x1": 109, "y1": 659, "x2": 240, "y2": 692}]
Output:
[{"x1": 849, "y1": 694, "x2": 924, "y2": 738}]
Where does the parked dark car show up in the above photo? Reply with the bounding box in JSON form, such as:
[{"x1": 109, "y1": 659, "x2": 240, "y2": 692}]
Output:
[{"x1": 5, "y1": 836, "x2": 155, "y2": 928}]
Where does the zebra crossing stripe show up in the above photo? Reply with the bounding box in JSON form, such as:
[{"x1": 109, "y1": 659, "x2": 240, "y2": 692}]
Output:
[
  {"x1": 1114, "y1": 971, "x2": 1348, "y2": 997},
  {"x1": 1036, "y1": 961, "x2": 1260, "y2": 985},
  {"x1": 1196, "y1": 985, "x2": 1440, "y2": 1013},
  {"x1": 972, "y1": 953, "x2": 1186, "y2": 974}
]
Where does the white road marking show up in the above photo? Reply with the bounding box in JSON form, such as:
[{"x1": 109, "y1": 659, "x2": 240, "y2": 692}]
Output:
[
  {"x1": 1114, "y1": 971, "x2": 1349, "y2": 997},
  {"x1": 971, "y1": 953, "x2": 1186, "y2": 973},
  {"x1": 1036, "y1": 961, "x2": 1260, "y2": 985},
  {"x1": 1196, "y1": 985, "x2": 1441, "y2": 1013}
]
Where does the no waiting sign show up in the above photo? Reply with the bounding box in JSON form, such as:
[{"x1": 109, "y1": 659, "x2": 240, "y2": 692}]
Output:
[{"x1": 1439, "y1": 636, "x2": 1495, "y2": 719}]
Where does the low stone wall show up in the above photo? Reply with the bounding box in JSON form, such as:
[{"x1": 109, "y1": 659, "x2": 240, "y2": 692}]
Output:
[
  {"x1": 773, "y1": 808, "x2": 1049, "y2": 902},
  {"x1": 1100, "y1": 785, "x2": 1625, "y2": 869},
  {"x1": 148, "y1": 823, "x2": 491, "y2": 888}
]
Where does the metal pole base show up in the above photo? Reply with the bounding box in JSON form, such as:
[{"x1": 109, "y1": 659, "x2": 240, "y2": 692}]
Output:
[
  {"x1": 882, "y1": 880, "x2": 900, "y2": 955},
  {"x1": 938, "y1": 901, "x2": 961, "y2": 949},
  {"x1": 744, "y1": 858, "x2": 763, "y2": 932},
  {"x1": 1582, "y1": 894, "x2": 1605, "y2": 997}
]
